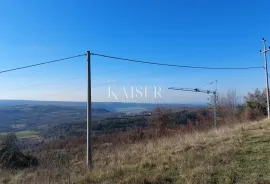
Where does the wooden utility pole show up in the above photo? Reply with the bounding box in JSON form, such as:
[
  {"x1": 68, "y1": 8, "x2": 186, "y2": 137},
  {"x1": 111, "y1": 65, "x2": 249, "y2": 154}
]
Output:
[{"x1": 86, "y1": 51, "x2": 92, "y2": 166}]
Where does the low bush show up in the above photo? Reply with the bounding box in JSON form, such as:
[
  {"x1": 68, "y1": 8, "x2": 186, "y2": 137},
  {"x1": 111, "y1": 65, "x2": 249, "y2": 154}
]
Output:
[{"x1": 0, "y1": 133, "x2": 38, "y2": 169}]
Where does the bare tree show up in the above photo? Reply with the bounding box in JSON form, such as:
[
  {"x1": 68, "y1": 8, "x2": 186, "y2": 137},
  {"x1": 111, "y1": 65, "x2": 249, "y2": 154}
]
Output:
[
  {"x1": 222, "y1": 89, "x2": 238, "y2": 120},
  {"x1": 210, "y1": 89, "x2": 239, "y2": 124}
]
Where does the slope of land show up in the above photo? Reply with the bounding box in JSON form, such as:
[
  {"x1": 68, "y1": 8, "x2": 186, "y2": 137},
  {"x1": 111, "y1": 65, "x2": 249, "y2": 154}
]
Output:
[
  {"x1": 1, "y1": 119, "x2": 270, "y2": 184},
  {"x1": 0, "y1": 105, "x2": 118, "y2": 133}
]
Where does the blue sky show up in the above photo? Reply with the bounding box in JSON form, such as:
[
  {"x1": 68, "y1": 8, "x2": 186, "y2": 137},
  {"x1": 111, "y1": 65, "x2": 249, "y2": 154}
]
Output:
[{"x1": 0, "y1": 0, "x2": 270, "y2": 103}]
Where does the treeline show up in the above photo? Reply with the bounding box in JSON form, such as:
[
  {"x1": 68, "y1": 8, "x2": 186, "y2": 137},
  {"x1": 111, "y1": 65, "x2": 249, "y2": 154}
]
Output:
[
  {"x1": 214, "y1": 88, "x2": 267, "y2": 123},
  {"x1": 153, "y1": 88, "x2": 268, "y2": 133}
]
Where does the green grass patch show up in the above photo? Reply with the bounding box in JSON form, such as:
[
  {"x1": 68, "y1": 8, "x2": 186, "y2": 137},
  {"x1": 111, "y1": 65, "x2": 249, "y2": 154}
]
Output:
[{"x1": 0, "y1": 130, "x2": 40, "y2": 139}]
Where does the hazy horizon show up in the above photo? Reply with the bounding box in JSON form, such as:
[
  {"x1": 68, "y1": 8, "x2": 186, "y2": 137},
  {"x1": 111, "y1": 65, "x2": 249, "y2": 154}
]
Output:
[{"x1": 0, "y1": 99, "x2": 208, "y2": 105}]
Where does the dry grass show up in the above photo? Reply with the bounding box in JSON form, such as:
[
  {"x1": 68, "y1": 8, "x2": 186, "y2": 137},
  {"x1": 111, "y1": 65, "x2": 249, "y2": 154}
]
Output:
[{"x1": 1, "y1": 119, "x2": 270, "y2": 184}]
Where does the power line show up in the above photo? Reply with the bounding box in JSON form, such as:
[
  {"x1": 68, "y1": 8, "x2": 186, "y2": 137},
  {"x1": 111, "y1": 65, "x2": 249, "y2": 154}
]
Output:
[
  {"x1": 3, "y1": 68, "x2": 128, "y2": 92},
  {"x1": 0, "y1": 52, "x2": 263, "y2": 74},
  {"x1": 2, "y1": 66, "x2": 138, "y2": 93},
  {"x1": 91, "y1": 53, "x2": 263, "y2": 70},
  {"x1": 0, "y1": 54, "x2": 86, "y2": 74},
  {"x1": 4, "y1": 66, "x2": 136, "y2": 92}
]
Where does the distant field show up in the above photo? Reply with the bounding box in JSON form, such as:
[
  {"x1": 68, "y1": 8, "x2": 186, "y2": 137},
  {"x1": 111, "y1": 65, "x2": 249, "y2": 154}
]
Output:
[
  {"x1": 114, "y1": 107, "x2": 148, "y2": 113},
  {"x1": 0, "y1": 130, "x2": 40, "y2": 139},
  {"x1": 10, "y1": 124, "x2": 26, "y2": 128}
]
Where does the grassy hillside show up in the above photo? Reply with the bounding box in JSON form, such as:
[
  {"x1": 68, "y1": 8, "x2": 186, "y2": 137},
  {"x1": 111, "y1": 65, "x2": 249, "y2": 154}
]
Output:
[{"x1": 1, "y1": 119, "x2": 270, "y2": 184}]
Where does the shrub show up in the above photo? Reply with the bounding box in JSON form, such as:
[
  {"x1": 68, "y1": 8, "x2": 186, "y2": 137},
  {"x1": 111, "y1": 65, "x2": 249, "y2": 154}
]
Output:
[{"x1": 0, "y1": 133, "x2": 38, "y2": 169}]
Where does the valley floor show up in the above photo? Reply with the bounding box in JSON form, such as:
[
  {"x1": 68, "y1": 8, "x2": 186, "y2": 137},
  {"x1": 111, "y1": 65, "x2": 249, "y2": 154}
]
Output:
[{"x1": 1, "y1": 119, "x2": 270, "y2": 184}]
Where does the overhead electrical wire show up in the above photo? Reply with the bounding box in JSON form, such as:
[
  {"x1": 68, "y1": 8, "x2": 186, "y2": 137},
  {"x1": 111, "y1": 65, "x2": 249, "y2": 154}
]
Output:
[
  {"x1": 0, "y1": 54, "x2": 86, "y2": 74},
  {"x1": 91, "y1": 53, "x2": 263, "y2": 70},
  {"x1": 0, "y1": 52, "x2": 263, "y2": 75}
]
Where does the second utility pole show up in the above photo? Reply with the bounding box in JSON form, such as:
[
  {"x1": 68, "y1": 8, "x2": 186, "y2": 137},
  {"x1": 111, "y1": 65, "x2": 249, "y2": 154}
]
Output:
[{"x1": 261, "y1": 38, "x2": 270, "y2": 119}]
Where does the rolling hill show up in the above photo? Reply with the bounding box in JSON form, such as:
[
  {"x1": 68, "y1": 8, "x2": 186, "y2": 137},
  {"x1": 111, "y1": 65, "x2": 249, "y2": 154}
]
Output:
[{"x1": 0, "y1": 104, "x2": 117, "y2": 133}]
